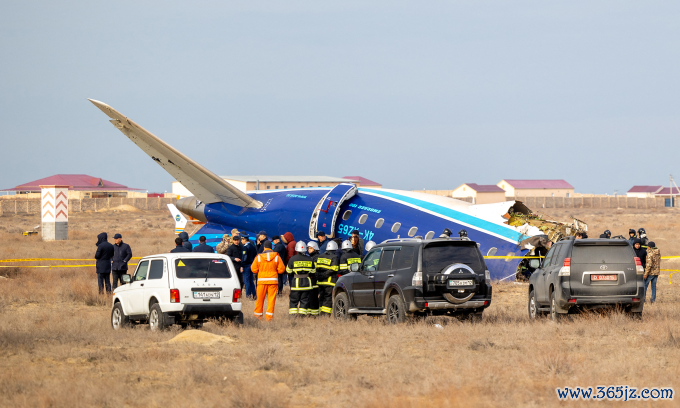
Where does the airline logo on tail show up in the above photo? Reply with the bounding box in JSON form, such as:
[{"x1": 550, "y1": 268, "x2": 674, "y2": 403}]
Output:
[{"x1": 167, "y1": 204, "x2": 187, "y2": 234}]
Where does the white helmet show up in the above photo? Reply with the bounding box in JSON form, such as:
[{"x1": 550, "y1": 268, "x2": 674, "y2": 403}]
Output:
[
  {"x1": 307, "y1": 241, "x2": 319, "y2": 251},
  {"x1": 326, "y1": 240, "x2": 338, "y2": 251},
  {"x1": 341, "y1": 240, "x2": 352, "y2": 250},
  {"x1": 295, "y1": 241, "x2": 307, "y2": 253},
  {"x1": 365, "y1": 241, "x2": 377, "y2": 252}
]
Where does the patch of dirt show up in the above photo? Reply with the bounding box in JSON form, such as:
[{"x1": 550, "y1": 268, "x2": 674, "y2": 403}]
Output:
[
  {"x1": 167, "y1": 330, "x2": 234, "y2": 346},
  {"x1": 97, "y1": 205, "x2": 142, "y2": 213}
]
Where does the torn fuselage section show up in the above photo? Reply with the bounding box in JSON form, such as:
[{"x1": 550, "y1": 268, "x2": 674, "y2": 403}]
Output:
[{"x1": 504, "y1": 201, "x2": 588, "y2": 281}]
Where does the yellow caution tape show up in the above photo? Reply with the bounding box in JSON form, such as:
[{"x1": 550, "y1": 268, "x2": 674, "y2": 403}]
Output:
[
  {"x1": 484, "y1": 256, "x2": 543, "y2": 259},
  {"x1": 0, "y1": 257, "x2": 145, "y2": 263},
  {"x1": 0, "y1": 264, "x2": 138, "y2": 269}
]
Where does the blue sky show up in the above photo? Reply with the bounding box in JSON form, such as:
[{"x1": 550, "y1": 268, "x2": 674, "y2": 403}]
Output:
[{"x1": 1, "y1": 1, "x2": 679, "y2": 194}]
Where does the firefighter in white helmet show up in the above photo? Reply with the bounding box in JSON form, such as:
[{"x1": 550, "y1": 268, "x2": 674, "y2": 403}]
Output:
[
  {"x1": 306, "y1": 241, "x2": 320, "y2": 316},
  {"x1": 286, "y1": 241, "x2": 315, "y2": 316},
  {"x1": 315, "y1": 239, "x2": 340, "y2": 315}
]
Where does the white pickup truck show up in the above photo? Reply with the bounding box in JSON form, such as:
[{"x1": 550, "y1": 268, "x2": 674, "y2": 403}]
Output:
[{"x1": 110, "y1": 253, "x2": 243, "y2": 330}]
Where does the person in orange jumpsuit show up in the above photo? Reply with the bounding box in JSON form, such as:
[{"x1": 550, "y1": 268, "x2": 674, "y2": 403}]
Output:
[{"x1": 250, "y1": 241, "x2": 286, "y2": 321}]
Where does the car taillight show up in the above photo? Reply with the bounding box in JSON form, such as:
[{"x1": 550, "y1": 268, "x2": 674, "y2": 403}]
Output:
[
  {"x1": 170, "y1": 289, "x2": 180, "y2": 303},
  {"x1": 412, "y1": 271, "x2": 422, "y2": 287},
  {"x1": 233, "y1": 288, "x2": 241, "y2": 303},
  {"x1": 484, "y1": 270, "x2": 491, "y2": 284},
  {"x1": 568, "y1": 299, "x2": 576, "y2": 303},
  {"x1": 634, "y1": 257, "x2": 644, "y2": 274},
  {"x1": 558, "y1": 258, "x2": 571, "y2": 276}
]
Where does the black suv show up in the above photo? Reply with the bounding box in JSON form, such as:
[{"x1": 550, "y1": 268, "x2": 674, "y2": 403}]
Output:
[
  {"x1": 528, "y1": 237, "x2": 645, "y2": 321},
  {"x1": 332, "y1": 237, "x2": 492, "y2": 323}
]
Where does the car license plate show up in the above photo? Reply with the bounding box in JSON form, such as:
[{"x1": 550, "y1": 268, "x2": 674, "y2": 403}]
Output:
[
  {"x1": 448, "y1": 279, "x2": 473, "y2": 286},
  {"x1": 193, "y1": 291, "x2": 220, "y2": 299},
  {"x1": 591, "y1": 275, "x2": 617, "y2": 281}
]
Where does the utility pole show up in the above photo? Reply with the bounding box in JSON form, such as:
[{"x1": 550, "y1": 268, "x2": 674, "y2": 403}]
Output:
[{"x1": 671, "y1": 175, "x2": 679, "y2": 207}]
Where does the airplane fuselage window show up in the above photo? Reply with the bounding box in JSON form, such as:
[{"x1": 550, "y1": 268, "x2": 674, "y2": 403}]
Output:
[
  {"x1": 391, "y1": 222, "x2": 401, "y2": 233},
  {"x1": 284, "y1": 186, "x2": 288, "y2": 189},
  {"x1": 408, "y1": 227, "x2": 418, "y2": 237},
  {"x1": 342, "y1": 210, "x2": 352, "y2": 221},
  {"x1": 358, "y1": 214, "x2": 368, "y2": 224},
  {"x1": 375, "y1": 218, "x2": 384, "y2": 228},
  {"x1": 276, "y1": 186, "x2": 279, "y2": 189},
  {"x1": 424, "y1": 231, "x2": 435, "y2": 240},
  {"x1": 267, "y1": 186, "x2": 271, "y2": 189}
]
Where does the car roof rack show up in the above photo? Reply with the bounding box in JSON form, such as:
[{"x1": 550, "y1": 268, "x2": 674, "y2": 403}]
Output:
[{"x1": 381, "y1": 238, "x2": 422, "y2": 244}]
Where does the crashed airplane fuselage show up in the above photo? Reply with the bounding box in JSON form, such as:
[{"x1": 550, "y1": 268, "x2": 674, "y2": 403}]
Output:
[{"x1": 89, "y1": 99, "x2": 585, "y2": 280}]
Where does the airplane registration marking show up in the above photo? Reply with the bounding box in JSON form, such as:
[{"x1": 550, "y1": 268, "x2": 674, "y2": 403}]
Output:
[{"x1": 337, "y1": 224, "x2": 375, "y2": 241}]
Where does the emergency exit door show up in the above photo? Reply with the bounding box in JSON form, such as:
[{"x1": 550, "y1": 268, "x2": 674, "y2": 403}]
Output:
[{"x1": 310, "y1": 183, "x2": 357, "y2": 238}]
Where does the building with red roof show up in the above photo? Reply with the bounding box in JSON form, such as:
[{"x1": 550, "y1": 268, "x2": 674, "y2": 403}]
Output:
[
  {"x1": 343, "y1": 176, "x2": 382, "y2": 188},
  {"x1": 2, "y1": 174, "x2": 144, "y2": 198},
  {"x1": 497, "y1": 179, "x2": 574, "y2": 198},
  {"x1": 626, "y1": 185, "x2": 663, "y2": 198},
  {"x1": 451, "y1": 183, "x2": 506, "y2": 204}
]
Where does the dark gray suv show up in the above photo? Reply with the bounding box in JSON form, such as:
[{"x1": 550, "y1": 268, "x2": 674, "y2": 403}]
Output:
[
  {"x1": 332, "y1": 237, "x2": 492, "y2": 324},
  {"x1": 528, "y1": 237, "x2": 645, "y2": 321}
]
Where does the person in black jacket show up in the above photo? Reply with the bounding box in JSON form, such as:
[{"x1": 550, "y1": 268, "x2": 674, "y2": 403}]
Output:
[
  {"x1": 112, "y1": 233, "x2": 132, "y2": 289},
  {"x1": 193, "y1": 236, "x2": 215, "y2": 253},
  {"x1": 632, "y1": 238, "x2": 647, "y2": 270},
  {"x1": 226, "y1": 236, "x2": 246, "y2": 294},
  {"x1": 241, "y1": 235, "x2": 258, "y2": 297},
  {"x1": 272, "y1": 235, "x2": 288, "y2": 294},
  {"x1": 256, "y1": 231, "x2": 269, "y2": 254},
  {"x1": 179, "y1": 231, "x2": 192, "y2": 251},
  {"x1": 94, "y1": 232, "x2": 115, "y2": 294},
  {"x1": 171, "y1": 237, "x2": 190, "y2": 253}
]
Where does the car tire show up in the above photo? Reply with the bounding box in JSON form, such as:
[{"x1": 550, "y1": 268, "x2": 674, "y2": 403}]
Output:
[
  {"x1": 333, "y1": 292, "x2": 356, "y2": 321},
  {"x1": 528, "y1": 289, "x2": 539, "y2": 320},
  {"x1": 111, "y1": 302, "x2": 130, "y2": 330},
  {"x1": 549, "y1": 291, "x2": 565, "y2": 322},
  {"x1": 386, "y1": 294, "x2": 408, "y2": 324},
  {"x1": 149, "y1": 303, "x2": 168, "y2": 331},
  {"x1": 628, "y1": 311, "x2": 643, "y2": 321},
  {"x1": 230, "y1": 312, "x2": 244, "y2": 325}
]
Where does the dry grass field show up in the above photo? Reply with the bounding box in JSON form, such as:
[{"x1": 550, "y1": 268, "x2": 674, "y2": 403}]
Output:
[{"x1": 1, "y1": 208, "x2": 679, "y2": 407}]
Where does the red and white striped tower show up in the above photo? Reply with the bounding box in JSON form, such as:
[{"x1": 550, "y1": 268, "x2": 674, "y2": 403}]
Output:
[{"x1": 40, "y1": 185, "x2": 71, "y2": 241}]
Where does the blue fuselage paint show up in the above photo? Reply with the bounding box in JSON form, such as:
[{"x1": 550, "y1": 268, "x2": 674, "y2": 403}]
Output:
[{"x1": 189, "y1": 187, "x2": 529, "y2": 280}]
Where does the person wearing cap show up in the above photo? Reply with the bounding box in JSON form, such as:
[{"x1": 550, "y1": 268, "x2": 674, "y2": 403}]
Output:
[
  {"x1": 628, "y1": 229, "x2": 637, "y2": 245},
  {"x1": 316, "y1": 231, "x2": 330, "y2": 253},
  {"x1": 250, "y1": 241, "x2": 286, "y2": 321},
  {"x1": 307, "y1": 241, "x2": 320, "y2": 316},
  {"x1": 193, "y1": 236, "x2": 215, "y2": 253},
  {"x1": 256, "y1": 231, "x2": 270, "y2": 254},
  {"x1": 241, "y1": 234, "x2": 258, "y2": 297},
  {"x1": 272, "y1": 235, "x2": 288, "y2": 294},
  {"x1": 111, "y1": 233, "x2": 132, "y2": 290},
  {"x1": 226, "y1": 236, "x2": 246, "y2": 295},
  {"x1": 286, "y1": 241, "x2": 315, "y2": 316}
]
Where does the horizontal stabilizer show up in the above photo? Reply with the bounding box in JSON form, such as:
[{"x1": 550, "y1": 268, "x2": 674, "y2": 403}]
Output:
[{"x1": 88, "y1": 99, "x2": 262, "y2": 208}]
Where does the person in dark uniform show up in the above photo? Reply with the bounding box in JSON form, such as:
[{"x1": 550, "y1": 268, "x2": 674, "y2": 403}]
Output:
[
  {"x1": 111, "y1": 233, "x2": 132, "y2": 290},
  {"x1": 94, "y1": 232, "x2": 115, "y2": 294},
  {"x1": 339, "y1": 240, "x2": 362, "y2": 274},
  {"x1": 306, "y1": 241, "x2": 320, "y2": 317},
  {"x1": 227, "y1": 236, "x2": 246, "y2": 295},
  {"x1": 287, "y1": 241, "x2": 315, "y2": 316},
  {"x1": 171, "y1": 237, "x2": 190, "y2": 253},
  {"x1": 241, "y1": 234, "x2": 258, "y2": 295},
  {"x1": 193, "y1": 236, "x2": 215, "y2": 253},
  {"x1": 178, "y1": 231, "x2": 193, "y2": 251},
  {"x1": 316, "y1": 240, "x2": 340, "y2": 316}
]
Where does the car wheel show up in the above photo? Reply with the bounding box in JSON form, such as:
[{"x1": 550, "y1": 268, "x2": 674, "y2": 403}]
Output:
[
  {"x1": 549, "y1": 291, "x2": 565, "y2": 322},
  {"x1": 528, "y1": 290, "x2": 539, "y2": 320},
  {"x1": 333, "y1": 292, "x2": 357, "y2": 320},
  {"x1": 149, "y1": 303, "x2": 168, "y2": 331},
  {"x1": 111, "y1": 302, "x2": 129, "y2": 330},
  {"x1": 628, "y1": 311, "x2": 643, "y2": 321},
  {"x1": 386, "y1": 294, "x2": 407, "y2": 324},
  {"x1": 229, "y1": 312, "x2": 244, "y2": 325}
]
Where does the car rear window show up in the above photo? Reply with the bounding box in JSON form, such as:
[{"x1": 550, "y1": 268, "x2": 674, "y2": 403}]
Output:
[
  {"x1": 571, "y1": 245, "x2": 635, "y2": 264},
  {"x1": 422, "y1": 243, "x2": 484, "y2": 272},
  {"x1": 175, "y1": 258, "x2": 232, "y2": 279}
]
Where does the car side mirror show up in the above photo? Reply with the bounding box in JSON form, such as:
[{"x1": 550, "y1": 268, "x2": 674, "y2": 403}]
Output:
[
  {"x1": 529, "y1": 259, "x2": 541, "y2": 269},
  {"x1": 349, "y1": 263, "x2": 360, "y2": 272},
  {"x1": 122, "y1": 274, "x2": 131, "y2": 284}
]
